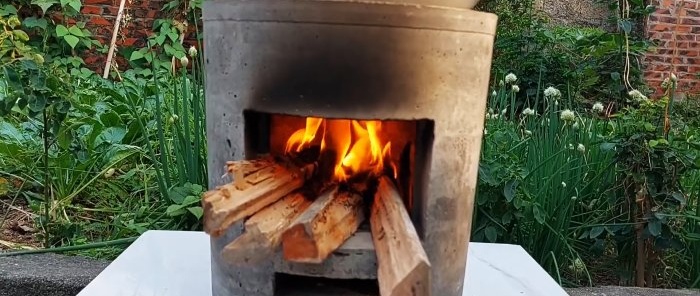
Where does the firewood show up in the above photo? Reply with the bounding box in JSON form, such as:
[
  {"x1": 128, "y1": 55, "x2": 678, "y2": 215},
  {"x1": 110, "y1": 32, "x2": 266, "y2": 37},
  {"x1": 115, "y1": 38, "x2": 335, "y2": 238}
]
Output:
[
  {"x1": 203, "y1": 157, "x2": 316, "y2": 237},
  {"x1": 281, "y1": 186, "x2": 365, "y2": 263},
  {"x1": 221, "y1": 192, "x2": 312, "y2": 266},
  {"x1": 371, "y1": 176, "x2": 431, "y2": 296}
]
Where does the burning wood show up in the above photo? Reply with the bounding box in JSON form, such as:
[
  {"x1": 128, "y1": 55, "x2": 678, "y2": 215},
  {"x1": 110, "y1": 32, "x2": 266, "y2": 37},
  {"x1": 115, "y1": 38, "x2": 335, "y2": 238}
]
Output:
[
  {"x1": 202, "y1": 156, "x2": 316, "y2": 237},
  {"x1": 221, "y1": 192, "x2": 312, "y2": 266},
  {"x1": 371, "y1": 176, "x2": 431, "y2": 296},
  {"x1": 281, "y1": 186, "x2": 365, "y2": 263}
]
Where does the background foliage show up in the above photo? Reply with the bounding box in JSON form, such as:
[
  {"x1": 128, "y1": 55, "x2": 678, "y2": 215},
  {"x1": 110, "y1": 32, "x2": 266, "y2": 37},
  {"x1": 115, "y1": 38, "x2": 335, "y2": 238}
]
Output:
[
  {"x1": 1, "y1": 0, "x2": 205, "y2": 258},
  {"x1": 474, "y1": 0, "x2": 700, "y2": 288},
  {"x1": 0, "y1": 0, "x2": 699, "y2": 291}
]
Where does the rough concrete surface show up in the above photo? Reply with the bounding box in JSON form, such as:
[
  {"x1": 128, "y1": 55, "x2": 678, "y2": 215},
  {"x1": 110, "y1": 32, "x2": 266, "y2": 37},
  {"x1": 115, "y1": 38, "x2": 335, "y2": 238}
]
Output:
[
  {"x1": 535, "y1": 0, "x2": 611, "y2": 28},
  {"x1": 0, "y1": 253, "x2": 109, "y2": 296},
  {"x1": 566, "y1": 287, "x2": 700, "y2": 296},
  {"x1": 274, "y1": 231, "x2": 378, "y2": 280},
  {"x1": 203, "y1": 2, "x2": 497, "y2": 296}
]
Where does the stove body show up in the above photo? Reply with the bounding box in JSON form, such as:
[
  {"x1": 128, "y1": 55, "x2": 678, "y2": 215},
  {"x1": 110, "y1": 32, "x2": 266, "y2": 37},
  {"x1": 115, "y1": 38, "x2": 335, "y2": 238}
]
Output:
[{"x1": 204, "y1": 1, "x2": 497, "y2": 295}]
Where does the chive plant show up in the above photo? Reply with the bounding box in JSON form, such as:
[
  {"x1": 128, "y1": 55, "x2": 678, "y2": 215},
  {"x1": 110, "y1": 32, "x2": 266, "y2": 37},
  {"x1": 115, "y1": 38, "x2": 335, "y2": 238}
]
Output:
[{"x1": 480, "y1": 72, "x2": 616, "y2": 284}]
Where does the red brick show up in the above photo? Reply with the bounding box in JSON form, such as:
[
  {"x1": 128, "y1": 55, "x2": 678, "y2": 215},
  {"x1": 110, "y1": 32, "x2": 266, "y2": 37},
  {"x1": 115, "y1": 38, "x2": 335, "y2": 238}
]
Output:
[
  {"x1": 83, "y1": 55, "x2": 100, "y2": 65},
  {"x1": 676, "y1": 25, "x2": 692, "y2": 33},
  {"x1": 651, "y1": 23, "x2": 673, "y2": 32},
  {"x1": 679, "y1": 50, "x2": 699, "y2": 57},
  {"x1": 646, "y1": 54, "x2": 670, "y2": 63},
  {"x1": 90, "y1": 16, "x2": 113, "y2": 26},
  {"x1": 675, "y1": 33, "x2": 695, "y2": 41},
  {"x1": 84, "y1": 0, "x2": 112, "y2": 5},
  {"x1": 682, "y1": 1, "x2": 697, "y2": 9},
  {"x1": 120, "y1": 37, "x2": 139, "y2": 46},
  {"x1": 645, "y1": 71, "x2": 665, "y2": 80},
  {"x1": 688, "y1": 9, "x2": 700, "y2": 18},
  {"x1": 655, "y1": 48, "x2": 674, "y2": 55},
  {"x1": 103, "y1": 6, "x2": 117, "y2": 15},
  {"x1": 675, "y1": 65, "x2": 689, "y2": 73},
  {"x1": 81, "y1": 5, "x2": 103, "y2": 15},
  {"x1": 681, "y1": 18, "x2": 700, "y2": 26}
]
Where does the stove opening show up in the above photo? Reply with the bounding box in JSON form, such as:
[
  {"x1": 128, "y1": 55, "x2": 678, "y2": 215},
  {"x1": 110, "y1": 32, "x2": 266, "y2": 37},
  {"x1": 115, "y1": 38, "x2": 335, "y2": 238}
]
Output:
[
  {"x1": 244, "y1": 110, "x2": 434, "y2": 238},
  {"x1": 274, "y1": 273, "x2": 379, "y2": 295}
]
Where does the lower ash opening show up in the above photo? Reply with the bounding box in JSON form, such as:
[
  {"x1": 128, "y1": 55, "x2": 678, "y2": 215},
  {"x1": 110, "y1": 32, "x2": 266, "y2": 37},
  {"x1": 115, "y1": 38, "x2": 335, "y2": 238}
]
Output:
[
  {"x1": 275, "y1": 273, "x2": 379, "y2": 295},
  {"x1": 243, "y1": 110, "x2": 434, "y2": 236}
]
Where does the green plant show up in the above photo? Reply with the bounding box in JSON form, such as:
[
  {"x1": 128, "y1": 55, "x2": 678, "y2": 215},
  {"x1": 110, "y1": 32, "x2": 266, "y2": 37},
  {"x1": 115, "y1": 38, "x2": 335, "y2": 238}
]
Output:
[
  {"x1": 123, "y1": 0, "x2": 202, "y2": 78},
  {"x1": 102, "y1": 45, "x2": 206, "y2": 231},
  {"x1": 602, "y1": 78, "x2": 697, "y2": 286},
  {"x1": 1, "y1": 57, "x2": 72, "y2": 246},
  {"x1": 478, "y1": 0, "x2": 652, "y2": 109},
  {"x1": 475, "y1": 76, "x2": 617, "y2": 286},
  {"x1": 0, "y1": 11, "x2": 43, "y2": 66},
  {"x1": 127, "y1": 19, "x2": 189, "y2": 74},
  {"x1": 3, "y1": 0, "x2": 104, "y2": 74}
]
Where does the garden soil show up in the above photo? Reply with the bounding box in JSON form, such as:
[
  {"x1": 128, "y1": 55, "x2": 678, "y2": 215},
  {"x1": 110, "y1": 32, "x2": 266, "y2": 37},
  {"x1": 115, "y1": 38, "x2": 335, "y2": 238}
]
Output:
[{"x1": 0, "y1": 192, "x2": 40, "y2": 251}]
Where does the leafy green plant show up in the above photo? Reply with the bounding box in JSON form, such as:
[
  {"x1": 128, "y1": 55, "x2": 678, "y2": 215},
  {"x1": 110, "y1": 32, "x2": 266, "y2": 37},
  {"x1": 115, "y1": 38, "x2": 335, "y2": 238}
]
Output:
[
  {"x1": 54, "y1": 22, "x2": 94, "y2": 51},
  {"x1": 165, "y1": 182, "x2": 204, "y2": 228},
  {"x1": 1, "y1": 56, "x2": 72, "y2": 247},
  {"x1": 0, "y1": 12, "x2": 43, "y2": 66},
  {"x1": 127, "y1": 19, "x2": 189, "y2": 74},
  {"x1": 478, "y1": 0, "x2": 652, "y2": 109},
  {"x1": 3, "y1": 0, "x2": 104, "y2": 74}
]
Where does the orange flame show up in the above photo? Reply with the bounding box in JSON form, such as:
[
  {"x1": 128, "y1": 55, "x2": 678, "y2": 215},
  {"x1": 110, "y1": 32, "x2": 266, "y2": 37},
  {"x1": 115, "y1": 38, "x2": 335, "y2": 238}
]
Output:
[
  {"x1": 285, "y1": 118, "x2": 395, "y2": 181},
  {"x1": 285, "y1": 117, "x2": 324, "y2": 153}
]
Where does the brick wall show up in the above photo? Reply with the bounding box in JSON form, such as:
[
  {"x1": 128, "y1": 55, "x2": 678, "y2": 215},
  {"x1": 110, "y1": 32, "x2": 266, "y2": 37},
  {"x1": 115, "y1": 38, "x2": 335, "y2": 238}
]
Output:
[
  {"x1": 77, "y1": 0, "x2": 167, "y2": 73},
  {"x1": 645, "y1": 0, "x2": 700, "y2": 96}
]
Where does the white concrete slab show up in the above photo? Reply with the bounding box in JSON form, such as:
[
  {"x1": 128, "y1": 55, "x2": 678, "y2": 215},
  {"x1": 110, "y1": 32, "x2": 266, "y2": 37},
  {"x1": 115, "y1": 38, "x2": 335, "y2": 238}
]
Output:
[{"x1": 77, "y1": 230, "x2": 569, "y2": 296}]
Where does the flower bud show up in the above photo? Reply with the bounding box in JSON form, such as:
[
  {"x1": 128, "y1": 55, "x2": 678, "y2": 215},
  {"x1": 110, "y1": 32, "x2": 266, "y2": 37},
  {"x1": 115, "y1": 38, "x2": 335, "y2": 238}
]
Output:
[
  {"x1": 577, "y1": 143, "x2": 586, "y2": 153},
  {"x1": 33, "y1": 53, "x2": 44, "y2": 64},
  {"x1": 8, "y1": 16, "x2": 21, "y2": 29}
]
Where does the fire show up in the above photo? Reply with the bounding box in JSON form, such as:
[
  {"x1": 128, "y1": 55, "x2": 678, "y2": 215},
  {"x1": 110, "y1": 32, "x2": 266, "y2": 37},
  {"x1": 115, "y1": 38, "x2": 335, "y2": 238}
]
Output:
[{"x1": 286, "y1": 118, "x2": 396, "y2": 181}]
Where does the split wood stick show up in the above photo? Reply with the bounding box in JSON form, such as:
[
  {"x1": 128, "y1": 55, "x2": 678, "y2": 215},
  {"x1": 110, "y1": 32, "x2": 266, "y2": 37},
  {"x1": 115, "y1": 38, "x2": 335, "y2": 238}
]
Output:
[
  {"x1": 221, "y1": 192, "x2": 312, "y2": 266},
  {"x1": 281, "y1": 186, "x2": 365, "y2": 263},
  {"x1": 102, "y1": 0, "x2": 127, "y2": 78},
  {"x1": 371, "y1": 176, "x2": 431, "y2": 296},
  {"x1": 202, "y1": 157, "x2": 316, "y2": 237}
]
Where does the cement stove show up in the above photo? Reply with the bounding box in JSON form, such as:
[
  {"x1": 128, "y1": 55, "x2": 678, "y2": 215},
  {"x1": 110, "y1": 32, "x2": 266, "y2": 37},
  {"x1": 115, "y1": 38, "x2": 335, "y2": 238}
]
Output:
[{"x1": 202, "y1": 1, "x2": 497, "y2": 295}]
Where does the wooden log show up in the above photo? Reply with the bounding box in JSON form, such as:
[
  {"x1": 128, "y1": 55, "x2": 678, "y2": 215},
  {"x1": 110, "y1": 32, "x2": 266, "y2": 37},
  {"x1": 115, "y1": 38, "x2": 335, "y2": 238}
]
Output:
[
  {"x1": 371, "y1": 176, "x2": 431, "y2": 296},
  {"x1": 281, "y1": 186, "x2": 365, "y2": 263},
  {"x1": 221, "y1": 192, "x2": 312, "y2": 266},
  {"x1": 202, "y1": 157, "x2": 316, "y2": 237}
]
